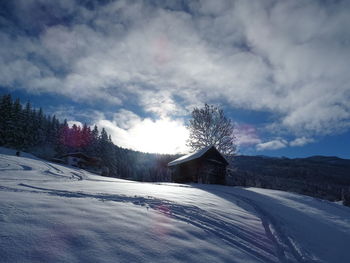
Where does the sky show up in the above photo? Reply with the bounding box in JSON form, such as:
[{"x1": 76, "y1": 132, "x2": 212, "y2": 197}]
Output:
[{"x1": 0, "y1": 0, "x2": 349, "y2": 158}]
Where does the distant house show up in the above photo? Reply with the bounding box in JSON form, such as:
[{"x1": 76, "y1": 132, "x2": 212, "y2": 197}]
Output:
[
  {"x1": 168, "y1": 146, "x2": 228, "y2": 184},
  {"x1": 59, "y1": 153, "x2": 103, "y2": 175}
]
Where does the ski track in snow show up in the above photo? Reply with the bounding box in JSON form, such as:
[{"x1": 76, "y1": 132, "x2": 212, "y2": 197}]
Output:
[
  {"x1": 215, "y1": 191, "x2": 319, "y2": 263},
  {"x1": 0, "y1": 157, "x2": 32, "y2": 171},
  {"x1": 0, "y1": 153, "x2": 84, "y2": 182},
  {"x1": 0, "y1": 149, "x2": 349, "y2": 263}
]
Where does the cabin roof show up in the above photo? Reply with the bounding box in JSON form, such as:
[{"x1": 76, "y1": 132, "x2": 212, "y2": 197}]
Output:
[{"x1": 168, "y1": 146, "x2": 228, "y2": 166}]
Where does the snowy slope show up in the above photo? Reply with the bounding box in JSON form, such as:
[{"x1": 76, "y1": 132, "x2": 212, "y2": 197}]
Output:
[{"x1": 0, "y1": 148, "x2": 350, "y2": 263}]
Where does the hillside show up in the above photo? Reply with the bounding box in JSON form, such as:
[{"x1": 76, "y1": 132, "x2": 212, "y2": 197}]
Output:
[
  {"x1": 228, "y1": 155, "x2": 350, "y2": 204},
  {"x1": 1, "y1": 147, "x2": 350, "y2": 263}
]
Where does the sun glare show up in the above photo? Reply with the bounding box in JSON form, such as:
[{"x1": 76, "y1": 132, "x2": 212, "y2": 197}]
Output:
[
  {"x1": 99, "y1": 118, "x2": 189, "y2": 154},
  {"x1": 135, "y1": 118, "x2": 189, "y2": 154}
]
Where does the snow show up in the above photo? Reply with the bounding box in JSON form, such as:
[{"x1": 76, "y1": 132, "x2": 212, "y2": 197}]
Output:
[
  {"x1": 1, "y1": 147, "x2": 350, "y2": 263},
  {"x1": 168, "y1": 145, "x2": 213, "y2": 166}
]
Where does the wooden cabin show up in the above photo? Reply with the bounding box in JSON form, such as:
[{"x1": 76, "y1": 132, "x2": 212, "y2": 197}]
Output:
[{"x1": 168, "y1": 146, "x2": 228, "y2": 184}]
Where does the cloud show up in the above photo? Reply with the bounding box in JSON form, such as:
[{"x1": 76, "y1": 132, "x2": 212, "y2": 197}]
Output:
[
  {"x1": 235, "y1": 124, "x2": 261, "y2": 147},
  {"x1": 256, "y1": 139, "x2": 288, "y2": 151},
  {"x1": 256, "y1": 136, "x2": 315, "y2": 151},
  {"x1": 112, "y1": 109, "x2": 141, "y2": 130},
  {"x1": 289, "y1": 137, "x2": 314, "y2": 147},
  {"x1": 47, "y1": 106, "x2": 105, "y2": 125},
  {"x1": 96, "y1": 110, "x2": 189, "y2": 154},
  {"x1": 0, "y1": 0, "x2": 349, "y2": 139}
]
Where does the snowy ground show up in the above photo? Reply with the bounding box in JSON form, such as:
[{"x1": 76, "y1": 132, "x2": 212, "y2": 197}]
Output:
[{"x1": 0, "y1": 147, "x2": 350, "y2": 263}]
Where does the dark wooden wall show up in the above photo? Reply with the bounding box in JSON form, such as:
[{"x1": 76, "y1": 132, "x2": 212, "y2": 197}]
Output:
[{"x1": 170, "y1": 158, "x2": 226, "y2": 184}]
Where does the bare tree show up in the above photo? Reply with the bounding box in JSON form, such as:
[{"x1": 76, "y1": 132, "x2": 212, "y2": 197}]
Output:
[{"x1": 186, "y1": 104, "x2": 236, "y2": 155}]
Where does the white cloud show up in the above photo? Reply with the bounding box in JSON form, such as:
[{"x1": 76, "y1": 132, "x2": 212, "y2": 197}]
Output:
[
  {"x1": 97, "y1": 110, "x2": 189, "y2": 154},
  {"x1": 0, "y1": 0, "x2": 349, "y2": 140},
  {"x1": 256, "y1": 139, "x2": 288, "y2": 151},
  {"x1": 112, "y1": 109, "x2": 141, "y2": 130},
  {"x1": 48, "y1": 106, "x2": 105, "y2": 125},
  {"x1": 256, "y1": 136, "x2": 315, "y2": 151},
  {"x1": 235, "y1": 124, "x2": 261, "y2": 147},
  {"x1": 289, "y1": 137, "x2": 314, "y2": 147}
]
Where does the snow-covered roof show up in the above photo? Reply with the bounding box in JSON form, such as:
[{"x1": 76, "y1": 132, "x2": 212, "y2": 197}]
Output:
[{"x1": 168, "y1": 146, "x2": 216, "y2": 166}]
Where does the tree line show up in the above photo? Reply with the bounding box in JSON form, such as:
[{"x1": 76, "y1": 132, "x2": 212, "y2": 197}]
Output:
[
  {"x1": 0, "y1": 94, "x2": 174, "y2": 181},
  {"x1": 226, "y1": 155, "x2": 350, "y2": 206}
]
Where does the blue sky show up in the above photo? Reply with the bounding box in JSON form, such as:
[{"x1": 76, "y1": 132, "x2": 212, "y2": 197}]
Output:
[{"x1": 0, "y1": 0, "x2": 349, "y2": 158}]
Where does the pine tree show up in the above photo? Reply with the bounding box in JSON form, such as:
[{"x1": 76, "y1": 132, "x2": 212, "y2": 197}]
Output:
[
  {"x1": 34, "y1": 108, "x2": 46, "y2": 146},
  {"x1": 0, "y1": 94, "x2": 13, "y2": 146},
  {"x1": 22, "y1": 101, "x2": 34, "y2": 149},
  {"x1": 10, "y1": 98, "x2": 24, "y2": 148},
  {"x1": 51, "y1": 115, "x2": 61, "y2": 153},
  {"x1": 89, "y1": 125, "x2": 99, "y2": 156},
  {"x1": 57, "y1": 119, "x2": 69, "y2": 155},
  {"x1": 81, "y1": 123, "x2": 92, "y2": 153}
]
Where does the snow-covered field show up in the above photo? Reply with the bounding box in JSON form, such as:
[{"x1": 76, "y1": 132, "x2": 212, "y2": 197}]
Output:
[{"x1": 1, "y1": 147, "x2": 350, "y2": 263}]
